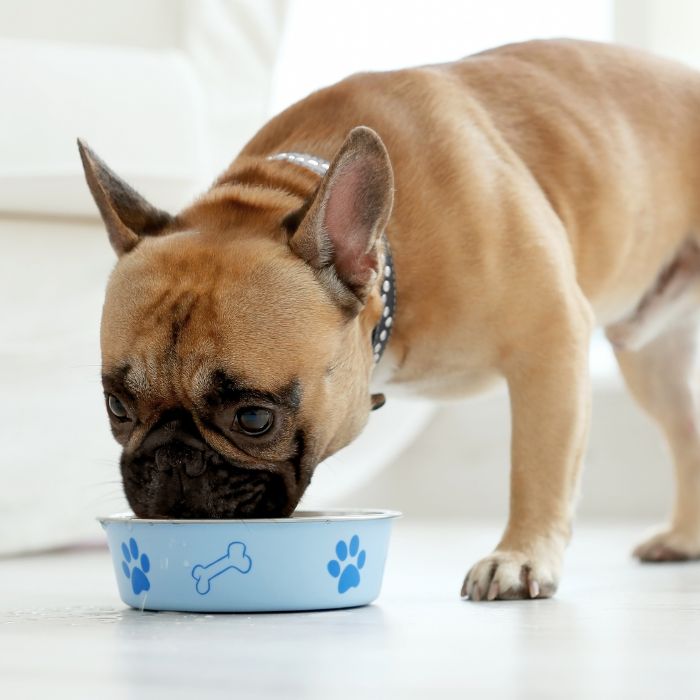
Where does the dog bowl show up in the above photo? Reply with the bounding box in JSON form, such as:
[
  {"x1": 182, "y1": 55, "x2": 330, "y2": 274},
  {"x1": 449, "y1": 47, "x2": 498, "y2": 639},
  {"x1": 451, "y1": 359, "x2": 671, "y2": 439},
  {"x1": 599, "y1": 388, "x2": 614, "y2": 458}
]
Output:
[{"x1": 99, "y1": 509, "x2": 400, "y2": 612}]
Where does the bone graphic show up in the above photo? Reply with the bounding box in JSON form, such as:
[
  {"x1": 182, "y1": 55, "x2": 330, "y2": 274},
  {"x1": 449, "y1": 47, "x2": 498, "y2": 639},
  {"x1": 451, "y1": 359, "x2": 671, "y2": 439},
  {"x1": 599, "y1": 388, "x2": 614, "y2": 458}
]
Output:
[{"x1": 191, "y1": 541, "x2": 252, "y2": 595}]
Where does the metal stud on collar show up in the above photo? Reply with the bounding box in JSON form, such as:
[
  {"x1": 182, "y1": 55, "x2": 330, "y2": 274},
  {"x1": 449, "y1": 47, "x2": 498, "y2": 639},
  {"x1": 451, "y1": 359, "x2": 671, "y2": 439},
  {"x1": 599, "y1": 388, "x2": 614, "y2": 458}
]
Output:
[
  {"x1": 267, "y1": 152, "x2": 330, "y2": 176},
  {"x1": 371, "y1": 243, "x2": 395, "y2": 364}
]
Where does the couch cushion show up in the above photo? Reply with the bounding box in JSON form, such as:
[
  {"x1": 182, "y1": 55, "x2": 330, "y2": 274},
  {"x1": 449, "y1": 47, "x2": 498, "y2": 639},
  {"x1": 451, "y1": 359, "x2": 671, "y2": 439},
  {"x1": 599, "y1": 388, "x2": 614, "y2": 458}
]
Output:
[{"x1": 0, "y1": 38, "x2": 207, "y2": 217}]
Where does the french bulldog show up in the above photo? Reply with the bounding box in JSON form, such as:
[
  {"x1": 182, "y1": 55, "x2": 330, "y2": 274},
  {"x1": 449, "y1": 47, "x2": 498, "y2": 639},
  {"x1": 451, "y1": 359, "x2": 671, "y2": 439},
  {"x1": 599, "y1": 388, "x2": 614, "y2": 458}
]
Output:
[{"x1": 81, "y1": 39, "x2": 700, "y2": 601}]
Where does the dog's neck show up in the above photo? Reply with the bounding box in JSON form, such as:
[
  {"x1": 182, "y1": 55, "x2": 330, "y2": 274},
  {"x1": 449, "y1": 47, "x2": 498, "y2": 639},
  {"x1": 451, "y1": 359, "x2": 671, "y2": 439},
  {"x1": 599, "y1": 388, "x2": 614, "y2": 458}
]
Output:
[{"x1": 266, "y1": 150, "x2": 395, "y2": 365}]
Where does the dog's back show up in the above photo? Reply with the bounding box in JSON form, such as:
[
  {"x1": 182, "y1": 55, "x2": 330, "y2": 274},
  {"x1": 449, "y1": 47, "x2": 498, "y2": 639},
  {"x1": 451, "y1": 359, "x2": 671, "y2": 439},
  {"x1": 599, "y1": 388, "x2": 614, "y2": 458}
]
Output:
[
  {"x1": 241, "y1": 40, "x2": 700, "y2": 323},
  {"x1": 450, "y1": 40, "x2": 700, "y2": 309}
]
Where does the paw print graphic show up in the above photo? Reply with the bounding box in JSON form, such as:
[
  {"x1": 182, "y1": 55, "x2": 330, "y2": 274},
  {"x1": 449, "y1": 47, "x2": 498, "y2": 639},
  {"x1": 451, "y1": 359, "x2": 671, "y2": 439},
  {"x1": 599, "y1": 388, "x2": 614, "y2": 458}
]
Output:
[
  {"x1": 121, "y1": 537, "x2": 151, "y2": 595},
  {"x1": 327, "y1": 535, "x2": 366, "y2": 594}
]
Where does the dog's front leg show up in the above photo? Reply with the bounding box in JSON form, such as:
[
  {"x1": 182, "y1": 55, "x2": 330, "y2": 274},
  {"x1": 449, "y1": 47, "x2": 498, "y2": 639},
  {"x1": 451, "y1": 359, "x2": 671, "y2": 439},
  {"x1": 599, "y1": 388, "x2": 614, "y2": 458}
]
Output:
[{"x1": 462, "y1": 296, "x2": 593, "y2": 601}]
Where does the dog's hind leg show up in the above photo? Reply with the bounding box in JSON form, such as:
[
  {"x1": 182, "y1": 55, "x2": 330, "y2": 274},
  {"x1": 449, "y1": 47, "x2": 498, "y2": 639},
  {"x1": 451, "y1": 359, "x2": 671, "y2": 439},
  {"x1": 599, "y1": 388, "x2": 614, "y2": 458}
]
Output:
[
  {"x1": 614, "y1": 318, "x2": 700, "y2": 561},
  {"x1": 607, "y1": 239, "x2": 700, "y2": 352}
]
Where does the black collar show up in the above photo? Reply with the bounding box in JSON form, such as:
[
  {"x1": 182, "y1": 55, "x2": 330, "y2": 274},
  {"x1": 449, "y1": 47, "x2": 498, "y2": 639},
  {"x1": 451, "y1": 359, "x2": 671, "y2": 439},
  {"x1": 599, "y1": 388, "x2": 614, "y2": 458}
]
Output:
[
  {"x1": 371, "y1": 237, "x2": 395, "y2": 364},
  {"x1": 268, "y1": 150, "x2": 396, "y2": 365}
]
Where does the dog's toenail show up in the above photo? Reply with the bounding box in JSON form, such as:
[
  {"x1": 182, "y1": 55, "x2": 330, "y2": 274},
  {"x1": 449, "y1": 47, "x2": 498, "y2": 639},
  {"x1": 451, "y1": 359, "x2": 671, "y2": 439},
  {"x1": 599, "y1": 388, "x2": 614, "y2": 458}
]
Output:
[{"x1": 528, "y1": 579, "x2": 540, "y2": 598}]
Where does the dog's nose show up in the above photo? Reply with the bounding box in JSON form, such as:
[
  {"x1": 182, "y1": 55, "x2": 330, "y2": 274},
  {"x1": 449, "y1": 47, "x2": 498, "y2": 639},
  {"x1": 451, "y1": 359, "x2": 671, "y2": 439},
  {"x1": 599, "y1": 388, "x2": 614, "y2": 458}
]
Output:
[
  {"x1": 141, "y1": 409, "x2": 208, "y2": 456},
  {"x1": 154, "y1": 442, "x2": 207, "y2": 478}
]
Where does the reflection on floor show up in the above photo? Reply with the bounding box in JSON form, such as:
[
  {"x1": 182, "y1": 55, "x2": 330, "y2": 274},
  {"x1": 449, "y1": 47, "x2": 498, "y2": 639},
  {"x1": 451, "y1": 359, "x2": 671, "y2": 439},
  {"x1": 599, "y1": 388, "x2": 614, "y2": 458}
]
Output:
[{"x1": 2, "y1": 520, "x2": 700, "y2": 699}]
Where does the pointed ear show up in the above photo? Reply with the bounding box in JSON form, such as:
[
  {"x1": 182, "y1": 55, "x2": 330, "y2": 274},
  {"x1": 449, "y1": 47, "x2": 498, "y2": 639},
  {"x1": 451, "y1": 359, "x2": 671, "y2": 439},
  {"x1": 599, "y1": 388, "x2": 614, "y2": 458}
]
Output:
[
  {"x1": 286, "y1": 126, "x2": 394, "y2": 314},
  {"x1": 77, "y1": 139, "x2": 172, "y2": 257}
]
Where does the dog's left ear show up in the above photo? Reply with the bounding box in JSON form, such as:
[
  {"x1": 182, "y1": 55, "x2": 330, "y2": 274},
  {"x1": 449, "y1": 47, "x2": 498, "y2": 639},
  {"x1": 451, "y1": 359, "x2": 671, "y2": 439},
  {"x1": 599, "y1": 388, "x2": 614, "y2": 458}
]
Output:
[
  {"x1": 286, "y1": 126, "x2": 394, "y2": 314},
  {"x1": 77, "y1": 139, "x2": 173, "y2": 257}
]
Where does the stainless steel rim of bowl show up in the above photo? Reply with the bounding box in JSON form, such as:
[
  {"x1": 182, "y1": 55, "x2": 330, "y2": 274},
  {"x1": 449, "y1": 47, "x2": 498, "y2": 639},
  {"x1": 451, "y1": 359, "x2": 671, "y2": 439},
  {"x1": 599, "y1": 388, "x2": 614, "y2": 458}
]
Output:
[{"x1": 98, "y1": 508, "x2": 403, "y2": 524}]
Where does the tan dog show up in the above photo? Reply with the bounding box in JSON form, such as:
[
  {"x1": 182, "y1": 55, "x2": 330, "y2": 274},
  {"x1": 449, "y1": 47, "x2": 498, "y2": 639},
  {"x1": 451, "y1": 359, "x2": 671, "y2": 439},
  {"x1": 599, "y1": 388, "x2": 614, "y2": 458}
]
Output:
[{"x1": 81, "y1": 39, "x2": 700, "y2": 602}]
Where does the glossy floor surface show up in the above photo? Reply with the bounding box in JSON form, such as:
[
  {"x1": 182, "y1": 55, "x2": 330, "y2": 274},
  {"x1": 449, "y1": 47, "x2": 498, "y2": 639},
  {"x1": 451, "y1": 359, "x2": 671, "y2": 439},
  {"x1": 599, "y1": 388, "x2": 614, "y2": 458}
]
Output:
[{"x1": 2, "y1": 520, "x2": 699, "y2": 699}]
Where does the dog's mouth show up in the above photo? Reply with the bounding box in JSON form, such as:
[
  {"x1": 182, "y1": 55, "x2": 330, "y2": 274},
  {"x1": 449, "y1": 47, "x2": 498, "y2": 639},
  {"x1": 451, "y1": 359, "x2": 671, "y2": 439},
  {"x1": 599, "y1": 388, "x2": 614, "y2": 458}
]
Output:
[{"x1": 121, "y1": 442, "x2": 295, "y2": 519}]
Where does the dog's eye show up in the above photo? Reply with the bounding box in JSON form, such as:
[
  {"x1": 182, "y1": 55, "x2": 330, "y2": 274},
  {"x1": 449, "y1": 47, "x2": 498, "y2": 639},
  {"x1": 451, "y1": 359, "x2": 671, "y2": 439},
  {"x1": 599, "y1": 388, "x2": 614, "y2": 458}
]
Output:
[
  {"x1": 107, "y1": 394, "x2": 129, "y2": 420},
  {"x1": 234, "y1": 407, "x2": 274, "y2": 436}
]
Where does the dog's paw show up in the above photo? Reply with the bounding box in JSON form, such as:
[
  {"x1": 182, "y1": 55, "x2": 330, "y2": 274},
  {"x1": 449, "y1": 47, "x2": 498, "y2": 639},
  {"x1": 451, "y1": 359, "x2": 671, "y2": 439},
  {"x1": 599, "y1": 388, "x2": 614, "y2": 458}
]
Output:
[
  {"x1": 461, "y1": 549, "x2": 560, "y2": 602},
  {"x1": 633, "y1": 526, "x2": 700, "y2": 562}
]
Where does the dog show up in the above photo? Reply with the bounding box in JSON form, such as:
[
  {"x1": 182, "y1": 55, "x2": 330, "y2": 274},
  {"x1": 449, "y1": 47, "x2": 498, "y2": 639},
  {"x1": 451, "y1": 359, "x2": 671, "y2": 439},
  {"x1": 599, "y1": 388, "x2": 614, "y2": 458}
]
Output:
[{"x1": 80, "y1": 39, "x2": 700, "y2": 601}]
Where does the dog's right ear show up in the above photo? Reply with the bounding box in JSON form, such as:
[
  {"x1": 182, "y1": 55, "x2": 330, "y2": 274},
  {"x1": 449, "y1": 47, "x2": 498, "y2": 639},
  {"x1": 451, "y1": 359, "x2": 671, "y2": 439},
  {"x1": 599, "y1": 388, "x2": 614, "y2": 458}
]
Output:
[
  {"x1": 285, "y1": 126, "x2": 394, "y2": 316},
  {"x1": 77, "y1": 139, "x2": 173, "y2": 257}
]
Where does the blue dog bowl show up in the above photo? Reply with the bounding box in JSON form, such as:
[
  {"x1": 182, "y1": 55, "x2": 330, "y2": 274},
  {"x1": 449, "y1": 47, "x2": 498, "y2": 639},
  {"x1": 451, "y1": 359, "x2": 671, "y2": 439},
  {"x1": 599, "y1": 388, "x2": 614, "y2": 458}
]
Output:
[{"x1": 99, "y1": 509, "x2": 400, "y2": 612}]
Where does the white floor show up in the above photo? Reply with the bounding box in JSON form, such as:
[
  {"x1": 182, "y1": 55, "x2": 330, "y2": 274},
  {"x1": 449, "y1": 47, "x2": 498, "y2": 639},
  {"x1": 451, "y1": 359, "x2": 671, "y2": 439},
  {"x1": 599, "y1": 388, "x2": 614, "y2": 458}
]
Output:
[{"x1": 2, "y1": 520, "x2": 700, "y2": 699}]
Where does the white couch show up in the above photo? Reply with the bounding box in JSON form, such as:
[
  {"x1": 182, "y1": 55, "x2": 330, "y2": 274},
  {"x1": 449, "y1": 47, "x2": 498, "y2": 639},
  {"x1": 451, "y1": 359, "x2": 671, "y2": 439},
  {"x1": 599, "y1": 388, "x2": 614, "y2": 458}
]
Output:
[{"x1": 0, "y1": 0, "x2": 435, "y2": 555}]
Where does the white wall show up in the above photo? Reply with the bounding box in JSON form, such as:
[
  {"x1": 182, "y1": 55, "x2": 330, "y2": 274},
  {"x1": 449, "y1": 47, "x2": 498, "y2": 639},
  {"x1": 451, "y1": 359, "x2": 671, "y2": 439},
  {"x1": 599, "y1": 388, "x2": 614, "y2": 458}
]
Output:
[
  {"x1": 271, "y1": 0, "x2": 613, "y2": 114},
  {"x1": 616, "y1": 0, "x2": 700, "y2": 68}
]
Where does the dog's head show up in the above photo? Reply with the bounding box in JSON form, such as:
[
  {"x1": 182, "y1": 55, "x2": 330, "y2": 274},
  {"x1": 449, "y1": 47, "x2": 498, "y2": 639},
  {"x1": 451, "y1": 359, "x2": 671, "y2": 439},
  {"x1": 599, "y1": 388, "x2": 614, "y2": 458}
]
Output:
[{"x1": 80, "y1": 127, "x2": 393, "y2": 519}]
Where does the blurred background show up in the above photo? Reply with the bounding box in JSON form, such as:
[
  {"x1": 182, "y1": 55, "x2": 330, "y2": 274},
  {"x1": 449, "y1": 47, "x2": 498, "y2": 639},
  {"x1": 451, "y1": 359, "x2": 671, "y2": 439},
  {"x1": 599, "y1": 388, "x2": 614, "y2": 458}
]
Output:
[{"x1": 2, "y1": 0, "x2": 699, "y2": 554}]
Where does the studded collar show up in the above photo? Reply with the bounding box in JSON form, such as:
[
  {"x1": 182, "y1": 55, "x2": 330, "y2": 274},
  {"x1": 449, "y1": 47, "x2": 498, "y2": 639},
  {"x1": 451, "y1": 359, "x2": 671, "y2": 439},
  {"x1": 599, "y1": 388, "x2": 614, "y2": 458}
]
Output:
[{"x1": 267, "y1": 151, "x2": 395, "y2": 365}]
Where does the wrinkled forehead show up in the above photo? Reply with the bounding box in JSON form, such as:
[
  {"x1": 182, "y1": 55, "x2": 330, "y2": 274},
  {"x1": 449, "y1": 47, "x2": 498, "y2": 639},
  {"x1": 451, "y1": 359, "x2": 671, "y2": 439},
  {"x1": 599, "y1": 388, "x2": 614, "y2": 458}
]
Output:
[
  {"x1": 102, "y1": 361, "x2": 303, "y2": 416},
  {"x1": 100, "y1": 233, "x2": 341, "y2": 401}
]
